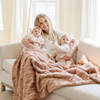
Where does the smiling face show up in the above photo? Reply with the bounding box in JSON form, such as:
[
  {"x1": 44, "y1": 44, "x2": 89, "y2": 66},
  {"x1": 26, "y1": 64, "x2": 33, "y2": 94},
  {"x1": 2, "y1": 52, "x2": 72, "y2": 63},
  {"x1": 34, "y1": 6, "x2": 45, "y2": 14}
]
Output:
[
  {"x1": 32, "y1": 28, "x2": 41, "y2": 37},
  {"x1": 39, "y1": 17, "x2": 49, "y2": 33},
  {"x1": 60, "y1": 35, "x2": 71, "y2": 45}
]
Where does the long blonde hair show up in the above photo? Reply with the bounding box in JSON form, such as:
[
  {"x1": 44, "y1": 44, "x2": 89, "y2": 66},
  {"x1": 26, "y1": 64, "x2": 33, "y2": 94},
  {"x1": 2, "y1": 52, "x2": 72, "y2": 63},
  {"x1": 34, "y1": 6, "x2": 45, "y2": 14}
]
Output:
[{"x1": 34, "y1": 13, "x2": 59, "y2": 41}]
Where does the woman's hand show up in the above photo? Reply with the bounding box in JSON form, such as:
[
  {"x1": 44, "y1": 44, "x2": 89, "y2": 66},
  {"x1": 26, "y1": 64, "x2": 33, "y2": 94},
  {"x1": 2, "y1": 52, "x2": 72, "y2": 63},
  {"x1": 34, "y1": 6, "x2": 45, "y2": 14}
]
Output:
[
  {"x1": 63, "y1": 39, "x2": 78, "y2": 61},
  {"x1": 63, "y1": 49, "x2": 73, "y2": 61},
  {"x1": 22, "y1": 39, "x2": 34, "y2": 48},
  {"x1": 28, "y1": 38, "x2": 34, "y2": 44},
  {"x1": 46, "y1": 54, "x2": 50, "y2": 58},
  {"x1": 52, "y1": 41, "x2": 55, "y2": 44}
]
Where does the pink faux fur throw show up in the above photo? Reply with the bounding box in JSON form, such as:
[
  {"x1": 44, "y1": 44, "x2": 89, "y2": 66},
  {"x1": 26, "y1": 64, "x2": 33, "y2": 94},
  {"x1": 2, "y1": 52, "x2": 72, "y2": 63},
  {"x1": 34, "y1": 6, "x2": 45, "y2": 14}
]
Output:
[{"x1": 12, "y1": 47, "x2": 100, "y2": 100}]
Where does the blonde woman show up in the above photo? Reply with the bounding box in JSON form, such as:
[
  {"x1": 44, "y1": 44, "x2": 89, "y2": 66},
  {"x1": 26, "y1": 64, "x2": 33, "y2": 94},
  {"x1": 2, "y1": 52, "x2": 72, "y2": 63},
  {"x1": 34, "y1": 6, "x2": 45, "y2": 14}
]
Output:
[{"x1": 22, "y1": 13, "x2": 78, "y2": 62}]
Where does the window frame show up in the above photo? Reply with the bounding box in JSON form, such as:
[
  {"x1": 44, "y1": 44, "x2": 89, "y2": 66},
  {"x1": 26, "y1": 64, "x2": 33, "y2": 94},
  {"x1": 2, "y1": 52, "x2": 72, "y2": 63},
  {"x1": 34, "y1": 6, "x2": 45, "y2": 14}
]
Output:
[
  {"x1": 0, "y1": 0, "x2": 3, "y2": 30},
  {"x1": 31, "y1": 0, "x2": 57, "y2": 29}
]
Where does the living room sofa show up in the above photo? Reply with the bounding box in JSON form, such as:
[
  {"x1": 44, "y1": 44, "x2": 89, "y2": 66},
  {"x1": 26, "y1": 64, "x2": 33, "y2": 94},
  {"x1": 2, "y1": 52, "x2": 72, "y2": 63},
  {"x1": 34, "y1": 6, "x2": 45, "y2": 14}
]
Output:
[{"x1": 0, "y1": 38, "x2": 100, "y2": 100}]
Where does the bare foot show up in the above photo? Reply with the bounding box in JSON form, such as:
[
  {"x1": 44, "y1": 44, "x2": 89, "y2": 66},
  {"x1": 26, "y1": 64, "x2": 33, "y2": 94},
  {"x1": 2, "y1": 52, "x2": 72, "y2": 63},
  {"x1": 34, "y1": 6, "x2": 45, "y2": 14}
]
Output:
[{"x1": 64, "y1": 67, "x2": 68, "y2": 70}]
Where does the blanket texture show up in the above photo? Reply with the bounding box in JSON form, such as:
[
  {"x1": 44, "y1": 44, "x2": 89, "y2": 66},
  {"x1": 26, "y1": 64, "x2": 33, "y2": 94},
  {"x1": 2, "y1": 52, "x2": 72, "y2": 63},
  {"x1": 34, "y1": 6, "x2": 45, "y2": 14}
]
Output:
[{"x1": 12, "y1": 47, "x2": 100, "y2": 100}]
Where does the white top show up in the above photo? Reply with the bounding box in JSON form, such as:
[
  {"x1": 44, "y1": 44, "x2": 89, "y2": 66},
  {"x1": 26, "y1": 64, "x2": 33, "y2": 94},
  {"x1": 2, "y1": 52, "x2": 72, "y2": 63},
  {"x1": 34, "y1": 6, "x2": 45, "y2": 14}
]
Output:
[{"x1": 49, "y1": 42, "x2": 71, "y2": 62}]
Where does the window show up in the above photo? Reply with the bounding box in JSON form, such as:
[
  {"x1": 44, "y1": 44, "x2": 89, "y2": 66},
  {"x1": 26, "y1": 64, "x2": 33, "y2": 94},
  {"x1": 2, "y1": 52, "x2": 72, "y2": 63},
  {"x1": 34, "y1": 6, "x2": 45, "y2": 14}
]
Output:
[
  {"x1": 96, "y1": 0, "x2": 100, "y2": 41},
  {"x1": 36, "y1": 1, "x2": 55, "y2": 27},
  {"x1": 30, "y1": 0, "x2": 56, "y2": 28},
  {"x1": 0, "y1": 0, "x2": 3, "y2": 30}
]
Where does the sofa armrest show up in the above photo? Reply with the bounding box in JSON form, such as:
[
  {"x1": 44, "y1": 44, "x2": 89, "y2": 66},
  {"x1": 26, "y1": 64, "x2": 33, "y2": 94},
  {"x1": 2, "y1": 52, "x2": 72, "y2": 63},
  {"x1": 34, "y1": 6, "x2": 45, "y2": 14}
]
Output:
[
  {"x1": 0, "y1": 42, "x2": 23, "y2": 79},
  {"x1": 76, "y1": 38, "x2": 100, "y2": 68}
]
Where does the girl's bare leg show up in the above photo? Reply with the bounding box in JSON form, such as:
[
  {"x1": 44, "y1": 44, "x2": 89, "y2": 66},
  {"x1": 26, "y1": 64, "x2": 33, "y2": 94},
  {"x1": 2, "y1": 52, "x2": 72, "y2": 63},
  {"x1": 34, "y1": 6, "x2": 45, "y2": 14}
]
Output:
[{"x1": 64, "y1": 61, "x2": 73, "y2": 70}]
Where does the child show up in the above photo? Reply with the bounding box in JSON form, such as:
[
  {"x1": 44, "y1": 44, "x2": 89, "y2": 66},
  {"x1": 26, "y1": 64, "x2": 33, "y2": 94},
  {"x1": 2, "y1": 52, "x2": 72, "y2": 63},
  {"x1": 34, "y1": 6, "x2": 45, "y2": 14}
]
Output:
[
  {"x1": 22, "y1": 26, "x2": 45, "y2": 52},
  {"x1": 49, "y1": 35, "x2": 74, "y2": 70}
]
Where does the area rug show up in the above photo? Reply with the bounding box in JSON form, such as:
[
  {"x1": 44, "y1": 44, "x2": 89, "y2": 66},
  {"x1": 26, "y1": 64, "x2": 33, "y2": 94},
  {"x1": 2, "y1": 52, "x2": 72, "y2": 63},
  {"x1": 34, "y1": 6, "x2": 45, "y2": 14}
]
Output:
[{"x1": 0, "y1": 90, "x2": 13, "y2": 100}]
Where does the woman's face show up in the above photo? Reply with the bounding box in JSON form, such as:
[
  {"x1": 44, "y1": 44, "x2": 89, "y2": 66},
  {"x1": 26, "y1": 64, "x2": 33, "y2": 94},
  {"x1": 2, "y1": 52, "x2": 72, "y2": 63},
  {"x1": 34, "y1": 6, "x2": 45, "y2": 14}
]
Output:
[{"x1": 39, "y1": 17, "x2": 49, "y2": 32}]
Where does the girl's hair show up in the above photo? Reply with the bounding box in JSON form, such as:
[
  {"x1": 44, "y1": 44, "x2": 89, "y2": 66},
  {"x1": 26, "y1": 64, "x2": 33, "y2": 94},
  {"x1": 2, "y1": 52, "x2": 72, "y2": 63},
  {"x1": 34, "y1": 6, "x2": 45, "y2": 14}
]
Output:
[
  {"x1": 34, "y1": 13, "x2": 59, "y2": 41},
  {"x1": 32, "y1": 26, "x2": 41, "y2": 32},
  {"x1": 61, "y1": 35, "x2": 71, "y2": 41},
  {"x1": 60, "y1": 35, "x2": 71, "y2": 45}
]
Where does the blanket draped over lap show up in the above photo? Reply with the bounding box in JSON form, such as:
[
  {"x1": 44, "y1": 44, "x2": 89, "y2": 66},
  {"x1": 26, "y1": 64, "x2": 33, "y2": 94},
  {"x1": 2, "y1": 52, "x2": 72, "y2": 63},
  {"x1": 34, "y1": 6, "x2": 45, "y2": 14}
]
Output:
[{"x1": 12, "y1": 47, "x2": 100, "y2": 100}]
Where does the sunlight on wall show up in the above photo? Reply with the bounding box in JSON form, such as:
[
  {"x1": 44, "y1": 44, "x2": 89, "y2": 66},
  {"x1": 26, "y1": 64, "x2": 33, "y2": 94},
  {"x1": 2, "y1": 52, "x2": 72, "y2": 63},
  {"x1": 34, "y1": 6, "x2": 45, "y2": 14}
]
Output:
[
  {"x1": 0, "y1": 0, "x2": 3, "y2": 30},
  {"x1": 96, "y1": 0, "x2": 100, "y2": 42},
  {"x1": 36, "y1": 2, "x2": 55, "y2": 28}
]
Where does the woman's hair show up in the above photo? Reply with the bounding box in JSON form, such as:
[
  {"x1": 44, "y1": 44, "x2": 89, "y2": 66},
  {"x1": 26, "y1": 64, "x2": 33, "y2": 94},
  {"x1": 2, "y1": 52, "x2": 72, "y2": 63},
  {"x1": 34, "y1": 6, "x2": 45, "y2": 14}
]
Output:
[{"x1": 34, "y1": 13, "x2": 59, "y2": 41}]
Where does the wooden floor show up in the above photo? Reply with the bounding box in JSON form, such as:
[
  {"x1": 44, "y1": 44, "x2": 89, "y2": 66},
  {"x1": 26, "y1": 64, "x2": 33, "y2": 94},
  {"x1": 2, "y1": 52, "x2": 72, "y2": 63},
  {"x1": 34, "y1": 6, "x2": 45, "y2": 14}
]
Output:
[{"x1": 0, "y1": 82, "x2": 13, "y2": 100}]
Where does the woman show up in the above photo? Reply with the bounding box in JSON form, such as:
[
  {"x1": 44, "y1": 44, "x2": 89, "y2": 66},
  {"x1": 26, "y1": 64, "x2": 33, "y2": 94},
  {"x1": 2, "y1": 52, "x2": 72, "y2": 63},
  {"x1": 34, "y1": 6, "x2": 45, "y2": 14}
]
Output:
[{"x1": 22, "y1": 13, "x2": 78, "y2": 61}]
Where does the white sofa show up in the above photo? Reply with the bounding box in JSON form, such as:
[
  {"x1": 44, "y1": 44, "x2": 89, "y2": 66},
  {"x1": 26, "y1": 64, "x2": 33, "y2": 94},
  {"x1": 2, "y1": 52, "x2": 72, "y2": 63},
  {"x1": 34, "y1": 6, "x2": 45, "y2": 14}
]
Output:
[{"x1": 0, "y1": 38, "x2": 100, "y2": 100}]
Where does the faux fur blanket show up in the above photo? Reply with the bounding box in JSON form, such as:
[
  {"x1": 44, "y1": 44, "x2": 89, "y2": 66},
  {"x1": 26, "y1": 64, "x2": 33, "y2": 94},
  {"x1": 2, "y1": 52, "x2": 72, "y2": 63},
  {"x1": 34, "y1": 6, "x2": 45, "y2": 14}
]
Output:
[{"x1": 12, "y1": 47, "x2": 100, "y2": 100}]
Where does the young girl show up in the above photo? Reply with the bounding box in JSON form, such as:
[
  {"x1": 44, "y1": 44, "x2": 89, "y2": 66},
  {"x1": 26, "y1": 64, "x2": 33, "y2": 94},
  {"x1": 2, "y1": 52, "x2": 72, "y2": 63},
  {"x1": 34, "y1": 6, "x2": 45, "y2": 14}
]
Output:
[
  {"x1": 22, "y1": 26, "x2": 45, "y2": 52},
  {"x1": 49, "y1": 34, "x2": 73, "y2": 69}
]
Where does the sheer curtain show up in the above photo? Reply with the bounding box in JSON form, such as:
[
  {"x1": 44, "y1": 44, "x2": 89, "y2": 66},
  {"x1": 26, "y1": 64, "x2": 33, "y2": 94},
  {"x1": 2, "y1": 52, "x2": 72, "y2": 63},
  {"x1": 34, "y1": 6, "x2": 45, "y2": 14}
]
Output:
[
  {"x1": 1, "y1": 0, "x2": 30, "y2": 44},
  {"x1": 57, "y1": 0, "x2": 100, "y2": 42},
  {"x1": 1, "y1": 0, "x2": 100, "y2": 44}
]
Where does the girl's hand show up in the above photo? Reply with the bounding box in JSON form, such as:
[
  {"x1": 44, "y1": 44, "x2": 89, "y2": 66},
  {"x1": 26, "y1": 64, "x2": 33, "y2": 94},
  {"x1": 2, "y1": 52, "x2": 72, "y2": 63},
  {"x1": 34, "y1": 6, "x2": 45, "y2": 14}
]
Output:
[
  {"x1": 37, "y1": 42, "x2": 41, "y2": 45},
  {"x1": 38, "y1": 41, "x2": 45, "y2": 46},
  {"x1": 40, "y1": 41, "x2": 45, "y2": 45}
]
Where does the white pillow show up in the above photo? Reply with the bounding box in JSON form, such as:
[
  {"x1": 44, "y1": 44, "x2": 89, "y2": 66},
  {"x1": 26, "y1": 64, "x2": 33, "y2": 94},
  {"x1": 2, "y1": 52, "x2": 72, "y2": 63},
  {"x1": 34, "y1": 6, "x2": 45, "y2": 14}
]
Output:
[{"x1": 76, "y1": 38, "x2": 100, "y2": 68}]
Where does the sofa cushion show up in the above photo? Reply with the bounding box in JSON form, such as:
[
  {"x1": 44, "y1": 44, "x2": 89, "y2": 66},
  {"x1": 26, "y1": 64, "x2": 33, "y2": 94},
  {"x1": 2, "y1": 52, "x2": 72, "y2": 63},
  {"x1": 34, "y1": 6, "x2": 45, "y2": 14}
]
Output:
[
  {"x1": 76, "y1": 38, "x2": 100, "y2": 68},
  {"x1": 2, "y1": 59, "x2": 16, "y2": 74},
  {"x1": 54, "y1": 84, "x2": 100, "y2": 100},
  {"x1": 43, "y1": 93, "x2": 68, "y2": 100}
]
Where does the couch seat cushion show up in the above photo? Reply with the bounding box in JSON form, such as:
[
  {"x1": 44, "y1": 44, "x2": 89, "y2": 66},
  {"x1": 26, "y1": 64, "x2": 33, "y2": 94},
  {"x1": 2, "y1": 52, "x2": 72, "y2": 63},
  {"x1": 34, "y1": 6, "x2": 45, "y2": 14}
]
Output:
[
  {"x1": 54, "y1": 84, "x2": 100, "y2": 100},
  {"x1": 2, "y1": 59, "x2": 16, "y2": 74}
]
